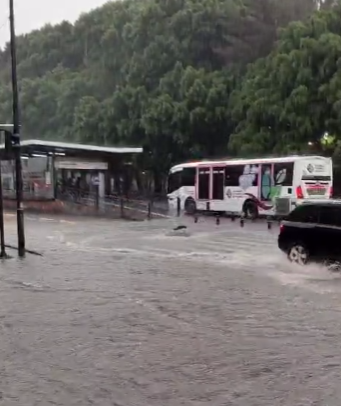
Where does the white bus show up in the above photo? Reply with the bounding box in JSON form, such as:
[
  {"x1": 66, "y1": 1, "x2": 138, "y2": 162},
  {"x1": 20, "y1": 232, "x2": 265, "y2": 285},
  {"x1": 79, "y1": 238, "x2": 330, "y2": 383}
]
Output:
[{"x1": 167, "y1": 156, "x2": 333, "y2": 218}]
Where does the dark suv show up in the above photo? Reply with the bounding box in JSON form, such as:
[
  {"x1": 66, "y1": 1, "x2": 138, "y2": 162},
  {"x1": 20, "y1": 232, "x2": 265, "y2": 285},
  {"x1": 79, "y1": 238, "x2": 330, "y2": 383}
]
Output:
[{"x1": 278, "y1": 201, "x2": 341, "y2": 265}]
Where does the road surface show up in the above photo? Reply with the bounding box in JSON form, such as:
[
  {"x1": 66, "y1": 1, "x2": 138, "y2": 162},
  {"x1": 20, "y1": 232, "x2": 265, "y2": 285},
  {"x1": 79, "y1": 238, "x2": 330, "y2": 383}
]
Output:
[{"x1": 0, "y1": 213, "x2": 340, "y2": 405}]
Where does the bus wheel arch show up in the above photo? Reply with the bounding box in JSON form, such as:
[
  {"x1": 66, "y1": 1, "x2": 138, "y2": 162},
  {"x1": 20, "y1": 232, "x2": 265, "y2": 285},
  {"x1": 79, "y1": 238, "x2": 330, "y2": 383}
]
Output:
[
  {"x1": 243, "y1": 199, "x2": 259, "y2": 219},
  {"x1": 184, "y1": 197, "x2": 197, "y2": 215}
]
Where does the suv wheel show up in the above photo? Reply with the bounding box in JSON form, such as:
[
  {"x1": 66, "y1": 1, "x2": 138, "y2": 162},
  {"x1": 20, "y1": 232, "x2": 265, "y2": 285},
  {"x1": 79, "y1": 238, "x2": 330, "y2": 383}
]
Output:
[
  {"x1": 287, "y1": 243, "x2": 309, "y2": 265},
  {"x1": 243, "y1": 200, "x2": 258, "y2": 220}
]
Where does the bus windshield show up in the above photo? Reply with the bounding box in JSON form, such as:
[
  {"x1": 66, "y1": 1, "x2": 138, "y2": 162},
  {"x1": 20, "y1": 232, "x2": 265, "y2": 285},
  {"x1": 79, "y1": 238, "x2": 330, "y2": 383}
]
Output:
[
  {"x1": 167, "y1": 171, "x2": 181, "y2": 194},
  {"x1": 167, "y1": 167, "x2": 196, "y2": 194}
]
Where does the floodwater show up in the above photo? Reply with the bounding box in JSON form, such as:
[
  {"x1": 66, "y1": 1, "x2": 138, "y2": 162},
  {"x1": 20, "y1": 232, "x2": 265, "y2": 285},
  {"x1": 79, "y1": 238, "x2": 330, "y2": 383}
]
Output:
[{"x1": 1, "y1": 213, "x2": 341, "y2": 405}]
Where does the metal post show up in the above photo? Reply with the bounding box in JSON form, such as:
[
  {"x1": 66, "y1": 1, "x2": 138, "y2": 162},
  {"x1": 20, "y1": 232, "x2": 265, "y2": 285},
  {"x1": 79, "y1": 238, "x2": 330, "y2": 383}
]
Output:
[
  {"x1": 0, "y1": 156, "x2": 7, "y2": 257},
  {"x1": 176, "y1": 197, "x2": 181, "y2": 216},
  {"x1": 51, "y1": 155, "x2": 57, "y2": 199},
  {"x1": 120, "y1": 196, "x2": 124, "y2": 218},
  {"x1": 95, "y1": 185, "x2": 99, "y2": 210},
  {"x1": 147, "y1": 200, "x2": 152, "y2": 220},
  {"x1": 10, "y1": 0, "x2": 25, "y2": 257}
]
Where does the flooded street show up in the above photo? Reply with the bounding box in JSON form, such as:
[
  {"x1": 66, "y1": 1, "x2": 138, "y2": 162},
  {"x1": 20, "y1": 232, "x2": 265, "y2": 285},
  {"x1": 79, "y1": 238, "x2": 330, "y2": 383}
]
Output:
[{"x1": 1, "y1": 213, "x2": 341, "y2": 405}]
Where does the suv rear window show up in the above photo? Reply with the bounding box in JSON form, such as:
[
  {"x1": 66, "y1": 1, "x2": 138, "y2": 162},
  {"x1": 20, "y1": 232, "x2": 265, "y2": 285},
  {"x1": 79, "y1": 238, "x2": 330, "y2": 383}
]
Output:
[
  {"x1": 319, "y1": 206, "x2": 341, "y2": 227},
  {"x1": 287, "y1": 205, "x2": 319, "y2": 223}
]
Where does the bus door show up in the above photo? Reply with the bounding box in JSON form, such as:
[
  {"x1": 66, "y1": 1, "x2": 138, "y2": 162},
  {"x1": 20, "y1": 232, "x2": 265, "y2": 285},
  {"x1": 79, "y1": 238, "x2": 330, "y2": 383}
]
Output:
[
  {"x1": 212, "y1": 166, "x2": 225, "y2": 200},
  {"x1": 197, "y1": 166, "x2": 210, "y2": 200},
  {"x1": 260, "y1": 163, "x2": 273, "y2": 202},
  {"x1": 196, "y1": 165, "x2": 225, "y2": 201}
]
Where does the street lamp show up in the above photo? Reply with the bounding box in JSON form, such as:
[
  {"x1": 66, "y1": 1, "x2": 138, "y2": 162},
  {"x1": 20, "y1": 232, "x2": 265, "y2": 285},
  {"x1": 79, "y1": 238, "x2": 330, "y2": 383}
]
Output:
[{"x1": 9, "y1": 0, "x2": 25, "y2": 257}]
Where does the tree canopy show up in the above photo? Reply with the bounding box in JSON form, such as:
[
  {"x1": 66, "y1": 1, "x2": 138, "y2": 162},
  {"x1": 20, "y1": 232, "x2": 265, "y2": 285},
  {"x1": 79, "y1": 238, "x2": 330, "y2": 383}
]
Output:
[
  {"x1": 0, "y1": 0, "x2": 335, "y2": 186},
  {"x1": 230, "y1": 1, "x2": 341, "y2": 156}
]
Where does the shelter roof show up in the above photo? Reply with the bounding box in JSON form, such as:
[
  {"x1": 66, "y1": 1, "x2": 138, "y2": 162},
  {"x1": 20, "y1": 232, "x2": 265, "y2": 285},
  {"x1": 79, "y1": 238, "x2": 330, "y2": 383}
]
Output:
[{"x1": 0, "y1": 139, "x2": 142, "y2": 158}]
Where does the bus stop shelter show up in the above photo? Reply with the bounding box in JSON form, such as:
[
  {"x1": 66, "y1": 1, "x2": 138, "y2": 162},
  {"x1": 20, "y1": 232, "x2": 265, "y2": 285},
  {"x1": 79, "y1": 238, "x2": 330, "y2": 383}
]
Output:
[{"x1": 0, "y1": 139, "x2": 143, "y2": 200}]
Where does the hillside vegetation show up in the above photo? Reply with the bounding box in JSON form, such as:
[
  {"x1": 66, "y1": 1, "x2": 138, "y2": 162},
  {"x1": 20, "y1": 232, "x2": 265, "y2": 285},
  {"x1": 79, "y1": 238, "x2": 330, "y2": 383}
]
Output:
[{"x1": 0, "y1": 0, "x2": 338, "y2": 187}]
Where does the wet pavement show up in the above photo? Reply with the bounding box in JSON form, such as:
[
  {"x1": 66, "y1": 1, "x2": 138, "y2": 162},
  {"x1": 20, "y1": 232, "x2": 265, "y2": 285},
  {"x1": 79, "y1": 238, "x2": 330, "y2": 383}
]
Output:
[{"x1": 1, "y1": 213, "x2": 341, "y2": 405}]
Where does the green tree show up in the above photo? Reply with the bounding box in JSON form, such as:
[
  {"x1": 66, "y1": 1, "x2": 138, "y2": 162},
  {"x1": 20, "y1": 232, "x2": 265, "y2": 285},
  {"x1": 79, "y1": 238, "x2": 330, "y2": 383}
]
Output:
[
  {"x1": 0, "y1": 0, "x2": 325, "y2": 191},
  {"x1": 230, "y1": 2, "x2": 341, "y2": 155}
]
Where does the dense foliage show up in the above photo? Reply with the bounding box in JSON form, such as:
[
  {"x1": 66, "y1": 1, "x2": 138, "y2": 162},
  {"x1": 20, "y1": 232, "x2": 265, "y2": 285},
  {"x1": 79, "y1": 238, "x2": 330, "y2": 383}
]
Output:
[
  {"x1": 230, "y1": 0, "x2": 341, "y2": 157},
  {"x1": 0, "y1": 0, "x2": 337, "y2": 188}
]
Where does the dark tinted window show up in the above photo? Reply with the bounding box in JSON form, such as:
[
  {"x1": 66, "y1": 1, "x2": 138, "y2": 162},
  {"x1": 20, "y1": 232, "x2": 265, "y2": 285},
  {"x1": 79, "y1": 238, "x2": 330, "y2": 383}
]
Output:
[
  {"x1": 225, "y1": 165, "x2": 244, "y2": 187},
  {"x1": 212, "y1": 167, "x2": 225, "y2": 200},
  {"x1": 288, "y1": 205, "x2": 319, "y2": 223},
  {"x1": 181, "y1": 168, "x2": 195, "y2": 186},
  {"x1": 198, "y1": 168, "x2": 209, "y2": 199},
  {"x1": 319, "y1": 206, "x2": 341, "y2": 227},
  {"x1": 274, "y1": 162, "x2": 294, "y2": 186},
  {"x1": 167, "y1": 171, "x2": 181, "y2": 193}
]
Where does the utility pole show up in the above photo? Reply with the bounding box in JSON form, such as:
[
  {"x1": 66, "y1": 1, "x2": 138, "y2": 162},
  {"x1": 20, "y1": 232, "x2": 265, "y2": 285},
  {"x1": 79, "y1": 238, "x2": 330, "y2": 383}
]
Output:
[
  {"x1": 9, "y1": 0, "x2": 25, "y2": 257},
  {"x1": 0, "y1": 144, "x2": 6, "y2": 258}
]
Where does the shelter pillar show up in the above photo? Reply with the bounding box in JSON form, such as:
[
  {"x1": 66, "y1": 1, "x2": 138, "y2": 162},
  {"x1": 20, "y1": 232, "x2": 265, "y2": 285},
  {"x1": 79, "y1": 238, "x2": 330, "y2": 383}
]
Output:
[{"x1": 98, "y1": 172, "x2": 105, "y2": 198}]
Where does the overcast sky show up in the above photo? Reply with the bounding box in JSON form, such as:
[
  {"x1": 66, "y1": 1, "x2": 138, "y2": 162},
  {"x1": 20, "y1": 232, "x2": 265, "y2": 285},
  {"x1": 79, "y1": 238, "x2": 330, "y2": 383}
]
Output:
[{"x1": 0, "y1": 0, "x2": 109, "y2": 46}]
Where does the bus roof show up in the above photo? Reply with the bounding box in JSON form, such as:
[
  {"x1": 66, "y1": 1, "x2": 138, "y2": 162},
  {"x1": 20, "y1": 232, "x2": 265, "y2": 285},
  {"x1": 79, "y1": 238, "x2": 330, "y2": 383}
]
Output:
[{"x1": 170, "y1": 156, "x2": 331, "y2": 172}]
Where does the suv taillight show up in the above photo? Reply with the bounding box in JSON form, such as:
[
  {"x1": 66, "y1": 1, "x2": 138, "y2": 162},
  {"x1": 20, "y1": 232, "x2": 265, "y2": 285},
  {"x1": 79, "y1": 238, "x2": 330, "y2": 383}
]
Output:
[
  {"x1": 329, "y1": 186, "x2": 333, "y2": 198},
  {"x1": 296, "y1": 185, "x2": 304, "y2": 199},
  {"x1": 279, "y1": 223, "x2": 284, "y2": 233}
]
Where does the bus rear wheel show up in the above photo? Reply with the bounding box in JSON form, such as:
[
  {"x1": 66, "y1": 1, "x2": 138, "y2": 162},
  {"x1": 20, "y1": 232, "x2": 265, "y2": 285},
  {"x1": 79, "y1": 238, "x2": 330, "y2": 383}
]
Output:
[
  {"x1": 243, "y1": 200, "x2": 258, "y2": 220},
  {"x1": 184, "y1": 198, "x2": 196, "y2": 215}
]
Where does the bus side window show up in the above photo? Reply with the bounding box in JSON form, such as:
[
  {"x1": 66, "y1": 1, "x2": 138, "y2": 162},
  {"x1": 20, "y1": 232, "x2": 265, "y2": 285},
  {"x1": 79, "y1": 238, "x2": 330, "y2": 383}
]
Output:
[
  {"x1": 181, "y1": 168, "x2": 196, "y2": 187},
  {"x1": 274, "y1": 162, "x2": 293, "y2": 186},
  {"x1": 251, "y1": 166, "x2": 259, "y2": 186},
  {"x1": 225, "y1": 165, "x2": 244, "y2": 187}
]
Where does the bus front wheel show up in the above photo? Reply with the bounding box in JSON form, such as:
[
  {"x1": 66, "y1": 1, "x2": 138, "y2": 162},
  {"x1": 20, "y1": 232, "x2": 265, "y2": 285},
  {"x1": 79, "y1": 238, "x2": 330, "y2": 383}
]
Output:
[
  {"x1": 184, "y1": 198, "x2": 197, "y2": 215},
  {"x1": 243, "y1": 200, "x2": 258, "y2": 220}
]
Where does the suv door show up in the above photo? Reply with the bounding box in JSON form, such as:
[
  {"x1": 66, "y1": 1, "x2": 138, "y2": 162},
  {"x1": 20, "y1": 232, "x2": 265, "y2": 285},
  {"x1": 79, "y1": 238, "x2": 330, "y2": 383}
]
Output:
[
  {"x1": 283, "y1": 204, "x2": 320, "y2": 255},
  {"x1": 317, "y1": 206, "x2": 341, "y2": 260}
]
